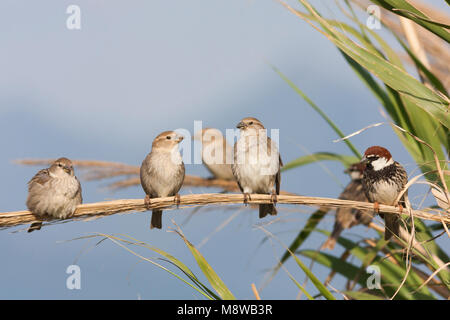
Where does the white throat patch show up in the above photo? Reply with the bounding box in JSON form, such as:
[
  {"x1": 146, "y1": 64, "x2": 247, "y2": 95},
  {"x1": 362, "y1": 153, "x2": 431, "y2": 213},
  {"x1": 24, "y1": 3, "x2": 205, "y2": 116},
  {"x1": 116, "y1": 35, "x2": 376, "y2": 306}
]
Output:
[{"x1": 371, "y1": 157, "x2": 394, "y2": 171}]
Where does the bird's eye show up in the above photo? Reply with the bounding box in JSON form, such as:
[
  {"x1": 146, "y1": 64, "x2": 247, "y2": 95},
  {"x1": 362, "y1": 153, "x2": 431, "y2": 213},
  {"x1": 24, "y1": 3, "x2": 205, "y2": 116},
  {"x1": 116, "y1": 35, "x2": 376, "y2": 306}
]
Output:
[
  {"x1": 58, "y1": 163, "x2": 62, "y2": 167},
  {"x1": 166, "y1": 136, "x2": 171, "y2": 140},
  {"x1": 249, "y1": 121, "x2": 253, "y2": 125}
]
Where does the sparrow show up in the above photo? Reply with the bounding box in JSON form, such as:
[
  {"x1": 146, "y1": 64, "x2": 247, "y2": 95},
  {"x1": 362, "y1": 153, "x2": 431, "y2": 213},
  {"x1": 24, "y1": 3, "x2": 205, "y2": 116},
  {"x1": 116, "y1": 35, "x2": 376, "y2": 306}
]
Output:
[
  {"x1": 361, "y1": 146, "x2": 408, "y2": 240},
  {"x1": 232, "y1": 117, "x2": 282, "y2": 218},
  {"x1": 193, "y1": 128, "x2": 235, "y2": 181},
  {"x1": 26, "y1": 157, "x2": 82, "y2": 232},
  {"x1": 140, "y1": 131, "x2": 185, "y2": 229},
  {"x1": 322, "y1": 163, "x2": 373, "y2": 250}
]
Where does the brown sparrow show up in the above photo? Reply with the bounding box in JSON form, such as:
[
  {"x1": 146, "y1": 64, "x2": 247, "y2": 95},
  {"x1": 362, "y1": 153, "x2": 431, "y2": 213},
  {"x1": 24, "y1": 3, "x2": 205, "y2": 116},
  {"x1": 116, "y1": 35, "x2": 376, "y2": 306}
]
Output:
[
  {"x1": 232, "y1": 117, "x2": 282, "y2": 218},
  {"x1": 322, "y1": 163, "x2": 373, "y2": 250},
  {"x1": 140, "y1": 131, "x2": 185, "y2": 229},
  {"x1": 361, "y1": 146, "x2": 408, "y2": 240},
  {"x1": 193, "y1": 128, "x2": 235, "y2": 181},
  {"x1": 26, "y1": 157, "x2": 82, "y2": 232}
]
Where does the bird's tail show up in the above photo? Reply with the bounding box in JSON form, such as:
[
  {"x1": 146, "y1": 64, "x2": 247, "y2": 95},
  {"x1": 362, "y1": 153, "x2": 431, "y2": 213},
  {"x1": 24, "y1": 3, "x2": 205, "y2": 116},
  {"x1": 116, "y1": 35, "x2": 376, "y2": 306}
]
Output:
[
  {"x1": 259, "y1": 204, "x2": 277, "y2": 219},
  {"x1": 384, "y1": 214, "x2": 400, "y2": 240},
  {"x1": 151, "y1": 210, "x2": 163, "y2": 229},
  {"x1": 28, "y1": 222, "x2": 42, "y2": 233},
  {"x1": 321, "y1": 224, "x2": 343, "y2": 250}
]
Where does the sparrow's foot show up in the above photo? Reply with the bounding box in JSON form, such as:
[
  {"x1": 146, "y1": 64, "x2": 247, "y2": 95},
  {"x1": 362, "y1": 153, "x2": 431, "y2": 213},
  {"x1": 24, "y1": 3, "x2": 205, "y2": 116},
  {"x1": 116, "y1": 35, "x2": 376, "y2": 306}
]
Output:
[
  {"x1": 373, "y1": 201, "x2": 380, "y2": 214},
  {"x1": 271, "y1": 192, "x2": 278, "y2": 205},
  {"x1": 243, "y1": 193, "x2": 252, "y2": 205},
  {"x1": 144, "y1": 194, "x2": 151, "y2": 210},
  {"x1": 174, "y1": 193, "x2": 181, "y2": 208}
]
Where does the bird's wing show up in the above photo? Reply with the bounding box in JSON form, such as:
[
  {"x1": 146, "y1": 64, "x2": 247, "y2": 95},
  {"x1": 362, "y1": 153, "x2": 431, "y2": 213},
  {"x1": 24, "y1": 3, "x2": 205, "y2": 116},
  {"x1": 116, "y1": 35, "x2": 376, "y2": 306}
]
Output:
[
  {"x1": 74, "y1": 176, "x2": 83, "y2": 203},
  {"x1": 232, "y1": 142, "x2": 244, "y2": 193},
  {"x1": 267, "y1": 137, "x2": 282, "y2": 195},
  {"x1": 28, "y1": 169, "x2": 51, "y2": 190},
  {"x1": 275, "y1": 153, "x2": 282, "y2": 195},
  {"x1": 396, "y1": 162, "x2": 408, "y2": 206}
]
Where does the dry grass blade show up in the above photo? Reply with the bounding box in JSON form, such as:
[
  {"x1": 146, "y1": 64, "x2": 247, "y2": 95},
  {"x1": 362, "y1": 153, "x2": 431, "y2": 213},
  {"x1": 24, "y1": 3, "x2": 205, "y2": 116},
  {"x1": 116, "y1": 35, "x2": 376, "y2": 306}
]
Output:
[
  {"x1": 411, "y1": 262, "x2": 450, "y2": 295},
  {"x1": 15, "y1": 159, "x2": 131, "y2": 168},
  {"x1": 0, "y1": 193, "x2": 448, "y2": 229},
  {"x1": 15, "y1": 158, "x2": 297, "y2": 195},
  {"x1": 251, "y1": 283, "x2": 261, "y2": 300}
]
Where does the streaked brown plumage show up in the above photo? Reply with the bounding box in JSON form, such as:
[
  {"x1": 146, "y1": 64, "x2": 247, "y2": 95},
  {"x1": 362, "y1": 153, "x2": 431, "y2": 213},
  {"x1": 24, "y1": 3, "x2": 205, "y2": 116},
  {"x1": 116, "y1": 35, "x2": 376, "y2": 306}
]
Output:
[
  {"x1": 140, "y1": 131, "x2": 185, "y2": 229},
  {"x1": 322, "y1": 163, "x2": 373, "y2": 250},
  {"x1": 26, "y1": 157, "x2": 82, "y2": 232},
  {"x1": 193, "y1": 128, "x2": 235, "y2": 181},
  {"x1": 361, "y1": 146, "x2": 408, "y2": 240},
  {"x1": 232, "y1": 117, "x2": 282, "y2": 218}
]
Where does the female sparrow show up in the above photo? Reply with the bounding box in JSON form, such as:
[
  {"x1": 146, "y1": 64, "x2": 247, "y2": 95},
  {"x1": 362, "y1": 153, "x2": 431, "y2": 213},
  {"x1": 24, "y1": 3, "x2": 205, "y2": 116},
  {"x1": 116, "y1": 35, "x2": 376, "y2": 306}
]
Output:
[
  {"x1": 322, "y1": 163, "x2": 372, "y2": 250},
  {"x1": 361, "y1": 146, "x2": 408, "y2": 240},
  {"x1": 193, "y1": 128, "x2": 235, "y2": 181},
  {"x1": 26, "y1": 157, "x2": 82, "y2": 232},
  {"x1": 232, "y1": 117, "x2": 282, "y2": 218},
  {"x1": 140, "y1": 131, "x2": 185, "y2": 229}
]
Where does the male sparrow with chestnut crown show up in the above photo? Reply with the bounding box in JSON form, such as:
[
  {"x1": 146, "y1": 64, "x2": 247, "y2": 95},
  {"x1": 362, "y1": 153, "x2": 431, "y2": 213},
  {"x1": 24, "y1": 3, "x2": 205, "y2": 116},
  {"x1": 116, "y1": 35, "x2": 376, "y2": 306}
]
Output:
[
  {"x1": 140, "y1": 131, "x2": 185, "y2": 229},
  {"x1": 193, "y1": 128, "x2": 235, "y2": 181},
  {"x1": 322, "y1": 163, "x2": 373, "y2": 250},
  {"x1": 232, "y1": 117, "x2": 282, "y2": 218},
  {"x1": 26, "y1": 157, "x2": 82, "y2": 232},
  {"x1": 361, "y1": 146, "x2": 408, "y2": 240}
]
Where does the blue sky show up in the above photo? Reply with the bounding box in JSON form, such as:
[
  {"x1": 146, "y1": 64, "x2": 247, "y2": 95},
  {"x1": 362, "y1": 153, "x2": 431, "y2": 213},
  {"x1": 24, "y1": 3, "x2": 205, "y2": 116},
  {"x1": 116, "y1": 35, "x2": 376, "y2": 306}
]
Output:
[{"x1": 0, "y1": 0, "x2": 448, "y2": 299}]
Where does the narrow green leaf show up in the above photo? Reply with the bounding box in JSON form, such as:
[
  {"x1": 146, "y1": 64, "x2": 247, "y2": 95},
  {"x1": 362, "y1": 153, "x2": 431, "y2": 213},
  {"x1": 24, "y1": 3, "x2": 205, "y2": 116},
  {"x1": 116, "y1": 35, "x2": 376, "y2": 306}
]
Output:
[
  {"x1": 294, "y1": 0, "x2": 450, "y2": 129},
  {"x1": 290, "y1": 251, "x2": 336, "y2": 300},
  {"x1": 272, "y1": 208, "x2": 329, "y2": 277},
  {"x1": 174, "y1": 230, "x2": 236, "y2": 300},
  {"x1": 272, "y1": 65, "x2": 362, "y2": 158},
  {"x1": 285, "y1": 272, "x2": 314, "y2": 300},
  {"x1": 369, "y1": 0, "x2": 450, "y2": 42},
  {"x1": 282, "y1": 152, "x2": 359, "y2": 172},
  {"x1": 342, "y1": 291, "x2": 384, "y2": 300}
]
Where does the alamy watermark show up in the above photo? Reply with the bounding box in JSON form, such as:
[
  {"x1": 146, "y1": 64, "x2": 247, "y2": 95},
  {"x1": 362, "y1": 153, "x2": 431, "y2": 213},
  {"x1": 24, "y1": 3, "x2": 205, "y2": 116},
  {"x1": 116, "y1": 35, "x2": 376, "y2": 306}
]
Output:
[
  {"x1": 366, "y1": 265, "x2": 381, "y2": 290},
  {"x1": 366, "y1": 5, "x2": 381, "y2": 30},
  {"x1": 66, "y1": 5, "x2": 81, "y2": 30},
  {"x1": 66, "y1": 265, "x2": 81, "y2": 290}
]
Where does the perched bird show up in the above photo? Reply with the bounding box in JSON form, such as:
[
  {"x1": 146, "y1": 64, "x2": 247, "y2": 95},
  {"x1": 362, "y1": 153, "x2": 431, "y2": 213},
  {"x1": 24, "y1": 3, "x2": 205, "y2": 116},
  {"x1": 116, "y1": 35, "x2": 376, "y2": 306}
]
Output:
[
  {"x1": 322, "y1": 163, "x2": 373, "y2": 250},
  {"x1": 26, "y1": 157, "x2": 82, "y2": 232},
  {"x1": 193, "y1": 128, "x2": 235, "y2": 181},
  {"x1": 232, "y1": 117, "x2": 282, "y2": 218},
  {"x1": 140, "y1": 131, "x2": 185, "y2": 229},
  {"x1": 361, "y1": 146, "x2": 408, "y2": 240}
]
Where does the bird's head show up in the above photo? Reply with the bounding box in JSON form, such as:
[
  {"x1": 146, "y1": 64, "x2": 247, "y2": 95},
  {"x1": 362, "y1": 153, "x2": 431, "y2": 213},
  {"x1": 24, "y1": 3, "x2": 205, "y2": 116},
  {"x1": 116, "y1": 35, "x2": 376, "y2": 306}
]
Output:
[
  {"x1": 152, "y1": 131, "x2": 184, "y2": 151},
  {"x1": 193, "y1": 128, "x2": 224, "y2": 143},
  {"x1": 236, "y1": 117, "x2": 265, "y2": 132},
  {"x1": 50, "y1": 157, "x2": 75, "y2": 176},
  {"x1": 361, "y1": 146, "x2": 394, "y2": 171},
  {"x1": 345, "y1": 162, "x2": 366, "y2": 180}
]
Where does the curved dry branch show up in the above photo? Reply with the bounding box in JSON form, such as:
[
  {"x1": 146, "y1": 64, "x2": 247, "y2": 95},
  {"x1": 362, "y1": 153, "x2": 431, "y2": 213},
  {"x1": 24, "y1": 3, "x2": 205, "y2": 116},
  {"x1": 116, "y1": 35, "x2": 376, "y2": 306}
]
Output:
[{"x1": 0, "y1": 193, "x2": 448, "y2": 230}]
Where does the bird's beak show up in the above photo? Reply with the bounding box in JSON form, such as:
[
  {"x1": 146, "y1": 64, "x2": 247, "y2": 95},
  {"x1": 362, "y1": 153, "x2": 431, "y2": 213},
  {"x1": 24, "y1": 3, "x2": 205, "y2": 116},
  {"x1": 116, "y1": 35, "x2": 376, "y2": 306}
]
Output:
[
  {"x1": 360, "y1": 156, "x2": 368, "y2": 164},
  {"x1": 175, "y1": 134, "x2": 184, "y2": 143},
  {"x1": 236, "y1": 121, "x2": 246, "y2": 129},
  {"x1": 63, "y1": 166, "x2": 71, "y2": 174}
]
